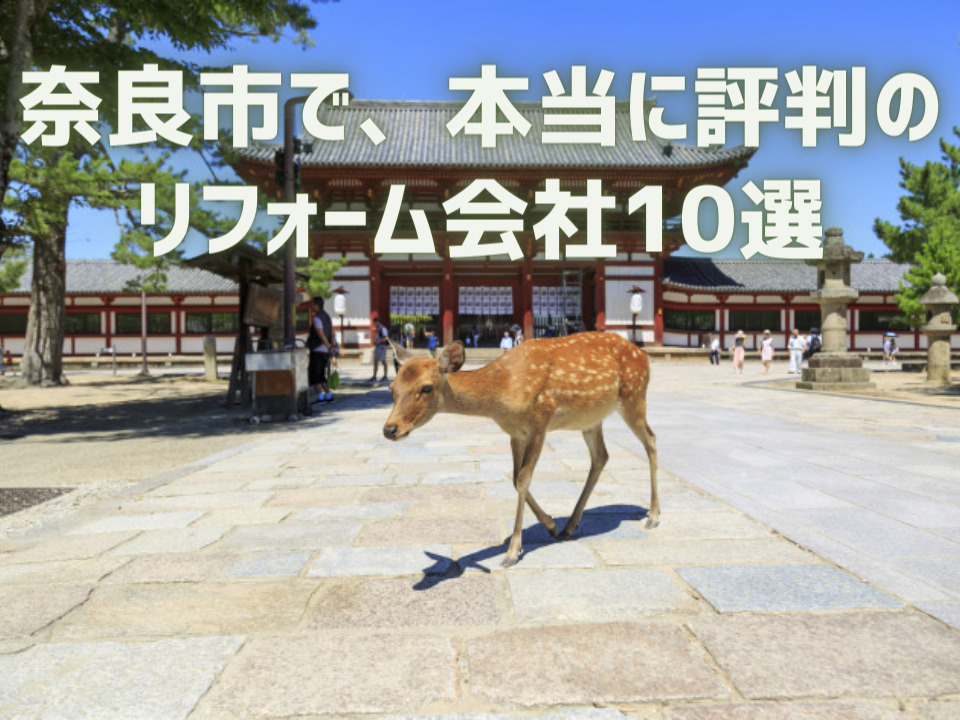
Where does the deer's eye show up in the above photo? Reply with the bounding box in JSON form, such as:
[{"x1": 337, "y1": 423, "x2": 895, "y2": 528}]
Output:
[{"x1": 420, "y1": 385, "x2": 433, "y2": 395}]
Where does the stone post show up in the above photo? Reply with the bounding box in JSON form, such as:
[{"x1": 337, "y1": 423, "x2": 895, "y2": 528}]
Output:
[
  {"x1": 919, "y1": 273, "x2": 958, "y2": 386},
  {"x1": 203, "y1": 334, "x2": 218, "y2": 382},
  {"x1": 796, "y1": 227, "x2": 876, "y2": 392}
]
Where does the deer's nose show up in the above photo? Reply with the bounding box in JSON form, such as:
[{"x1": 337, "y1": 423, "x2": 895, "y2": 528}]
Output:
[{"x1": 383, "y1": 424, "x2": 399, "y2": 440}]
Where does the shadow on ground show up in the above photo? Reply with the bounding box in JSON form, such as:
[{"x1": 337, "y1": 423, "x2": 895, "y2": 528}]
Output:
[
  {"x1": 413, "y1": 503, "x2": 651, "y2": 590},
  {"x1": 0, "y1": 375, "x2": 396, "y2": 444}
]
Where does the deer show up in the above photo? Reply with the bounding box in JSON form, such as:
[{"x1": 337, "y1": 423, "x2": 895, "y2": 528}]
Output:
[{"x1": 382, "y1": 332, "x2": 659, "y2": 567}]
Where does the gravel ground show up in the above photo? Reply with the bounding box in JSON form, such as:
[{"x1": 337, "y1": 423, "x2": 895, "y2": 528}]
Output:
[{"x1": 0, "y1": 369, "x2": 264, "y2": 538}]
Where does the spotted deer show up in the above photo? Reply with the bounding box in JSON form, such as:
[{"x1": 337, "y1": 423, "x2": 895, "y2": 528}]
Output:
[{"x1": 383, "y1": 332, "x2": 659, "y2": 567}]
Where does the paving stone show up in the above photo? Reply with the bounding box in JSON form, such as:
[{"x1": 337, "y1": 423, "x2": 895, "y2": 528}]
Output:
[
  {"x1": 677, "y1": 565, "x2": 902, "y2": 612},
  {"x1": 663, "y1": 702, "x2": 909, "y2": 719},
  {"x1": 292, "y1": 501, "x2": 407, "y2": 522},
  {"x1": 0, "y1": 636, "x2": 242, "y2": 720},
  {"x1": 317, "y1": 473, "x2": 398, "y2": 486},
  {"x1": 0, "y1": 584, "x2": 92, "y2": 639},
  {"x1": 593, "y1": 538, "x2": 819, "y2": 567},
  {"x1": 118, "y1": 490, "x2": 276, "y2": 513},
  {"x1": 149, "y1": 479, "x2": 249, "y2": 495},
  {"x1": 66, "y1": 511, "x2": 204, "y2": 535},
  {"x1": 789, "y1": 507, "x2": 960, "y2": 559},
  {"x1": 404, "y1": 498, "x2": 515, "y2": 519},
  {"x1": 307, "y1": 545, "x2": 454, "y2": 578},
  {"x1": 219, "y1": 522, "x2": 361, "y2": 550},
  {"x1": 244, "y1": 475, "x2": 317, "y2": 490},
  {"x1": 467, "y1": 622, "x2": 728, "y2": 705},
  {"x1": 266, "y1": 486, "x2": 361, "y2": 507},
  {"x1": 52, "y1": 581, "x2": 316, "y2": 639},
  {"x1": 521, "y1": 514, "x2": 649, "y2": 544},
  {"x1": 191, "y1": 507, "x2": 292, "y2": 528},
  {"x1": 305, "y1": 574, "x2": 500, "y2": 628},
  {"x1": 196, "y1": 633, "x2": 456, "y2": 716},
  {"x1": 107, "y1": 526, "x2": 227, "y2": 555},
  {"x1": 380, "y1": 710, "x2": 634, "y2": 720},
  {"x1": 358, "y1": 517, "x2": 502, "y2": 546},
  {"x1": 889, "y1": 556, "x2": 960, "y2": 594},
  {"x1": 914, "y1": 600, "x2": 960, "y2": 632},
  {"x1": 651, "y1": 512, "x2": 773, "y2": 540},
  {"x1": 0, "y1": 556, "x2": 126, "y2": 586},
  {"x1": 221, "y1": 550, "x2": 311, "y2": 577},
  {"x1": 362, "y1": 483, "x2": 485, "y2": 503},
  {"x1": 101, "y1": 552, "x2": 235, "y2": 584},
  {"x1": 690, "y1": 612, "x2": 960, "y2": 698},
  {"x1": 485, "y1": 481, "x2": 585, "y2": 500},
  {"x1": 506, "y1": 568, "x2": 697, "y2": 624},
  {"x1": 420, "y1": 471, "x2": 495, "y2": 485},
  {"x1": 469, "y1": 539, "x2": 598, "y2": 571},
  {"x1": 0, "y1": 531, "x2": 139, "y2": 564},
  {"x1": 918, "y1": 700, "x2": 960, "y2": 720}
]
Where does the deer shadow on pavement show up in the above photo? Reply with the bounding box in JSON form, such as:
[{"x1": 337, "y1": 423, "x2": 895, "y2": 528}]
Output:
[{"x1": 413, "y1": 503, "x2": 651, "y2": 590}]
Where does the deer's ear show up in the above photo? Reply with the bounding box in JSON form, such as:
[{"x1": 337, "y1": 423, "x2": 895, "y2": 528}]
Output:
[
  {"x1": 388, "y1": 339, "x2": 411, "y2": 366},
  {"x1": 438, "y1": 341, "x2": 465, "y2": 374}
]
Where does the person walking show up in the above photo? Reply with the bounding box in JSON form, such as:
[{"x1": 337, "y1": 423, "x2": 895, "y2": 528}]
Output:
[
  {"x1": 500, "y1": 330, "x2": 514, "y2": 353},
  {"x1": 709, "y1": 333, "x2": 720, "y2": 366},
  {"x1": 788, "y1": 328, "x2": 805, "y2": 374},
  {"x1": 732, "y1": 330, "x2": 746, "y2": 375},
  {"x1": 370, "y1": 316, "x2": 390, "y2": 383},
  {"x1": 759, "y1": 329, "x2": 775, "y2": 375}
]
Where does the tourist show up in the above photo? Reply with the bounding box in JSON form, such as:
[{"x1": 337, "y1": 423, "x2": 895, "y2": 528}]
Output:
[
  {"x1": 732, "y1": 330, "x2": 746, "y2": 374},
  {"x1": 709, "y1": 333, "x2": 720, "y2": 366},
  {"x1": 500, "y1": 331, "x2": 514, "y2": 353},
  {"x1": 788, "y1": 328, "x2": 805, "y2": 374},
  {"x1": 760, "y1": 329, "x2": 775, "y2": 374},
  {"x1": 308, "y1": 297, "x2": 335, "y2": 404},
  {"x1": 370, "y1": 316, "x2": 390, "y2": 383}
]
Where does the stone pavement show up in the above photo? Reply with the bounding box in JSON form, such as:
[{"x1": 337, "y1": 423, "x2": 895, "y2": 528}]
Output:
[{"x1": 1, "y1": 360, "x2": 959, "y2": 719}]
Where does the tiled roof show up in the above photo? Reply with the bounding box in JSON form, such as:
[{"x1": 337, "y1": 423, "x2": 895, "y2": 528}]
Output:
[
  {"x1": 235, "y1": 100, "x2": 756, "y2": 169},
  {"x1": 663, "y1": 257, "x2": 910, "y2": 293},
  {"x1": 4, "y1": 260, "x2": 237, "y2": 295}
]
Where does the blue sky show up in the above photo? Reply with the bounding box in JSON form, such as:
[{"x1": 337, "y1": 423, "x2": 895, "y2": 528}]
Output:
[{"x1": 65, "y1": 0, "x2": 960, "y2": 260}]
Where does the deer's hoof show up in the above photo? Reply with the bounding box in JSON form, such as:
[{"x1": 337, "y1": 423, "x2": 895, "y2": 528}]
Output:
[
  {"x1": 645, "y1": 518, "x2": 660, "y2": 529},
  {"x1": 501, "y1": 554, "x2": 520, "y2": 568},
  {"x1": 557, "y1": 526, "x2": 576, "y2": 541}
]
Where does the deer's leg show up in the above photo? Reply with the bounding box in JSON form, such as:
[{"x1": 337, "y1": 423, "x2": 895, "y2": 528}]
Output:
[
  {"x1": 511, "y1": 437, "x2": 558, "y2": 538},
  {"x1": 503, "y1": 432, "x2": 546, "y2": 567},
  {"x1": 619, "y1": 397, "x2": 659, "y2": 528},
  {"x1": 558, "y1": 424, "x2": 608, "y2": 539}
]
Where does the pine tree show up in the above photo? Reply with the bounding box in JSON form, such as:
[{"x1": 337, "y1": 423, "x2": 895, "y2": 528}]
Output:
[
  {"x1": 1, "y1": 0, "x2": 319, "y2": 385},
  {"x1": 875, "y1": 128, "x2": 960, "y2": 326}
]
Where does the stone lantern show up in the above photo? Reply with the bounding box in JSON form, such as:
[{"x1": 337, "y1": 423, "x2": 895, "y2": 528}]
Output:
[
  {"x1": 919, "y1": 273, "x2": 958, "y2": 385},
  {"x1": 796, "y1": 227, "x2": 876, "y2": 392}
]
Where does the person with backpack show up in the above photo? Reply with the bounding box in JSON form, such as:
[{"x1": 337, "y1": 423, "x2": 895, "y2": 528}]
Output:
[{"x1": 308, "y1": 297, "x2": 335, "y2": 404}]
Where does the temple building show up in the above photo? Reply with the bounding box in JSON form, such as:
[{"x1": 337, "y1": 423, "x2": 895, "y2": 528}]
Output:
[
  {"x1": 2, "y1": 100, "x2": 931, "y2": 358},
  {"x1": 230, "y1": 98, "x2": 755, "y2": 348}
]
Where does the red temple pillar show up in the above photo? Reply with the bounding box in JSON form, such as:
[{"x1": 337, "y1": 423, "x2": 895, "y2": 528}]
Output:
[
  {"x1": 521, "y1": 258, "x2": 534, "y2": 339},
  {"x1": 653, "y1": 257, "x2": 664, "y2": 345},
  {"x1": 369, "y1": 257, "x2": 381, "y2": 345},
  {"x1": 594, "y1": 263, "x2": 606, "y2": 331},
  {"x1": 442, "y1": 258, "x2": 455, "y2": 345}
]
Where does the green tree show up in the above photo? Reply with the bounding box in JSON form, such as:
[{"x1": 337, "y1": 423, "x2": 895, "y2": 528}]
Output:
[
  {"x1": 301, "y1": 256, "x2": 347, "y2": 299},
  {"x1": 875, "y1": 128, "x2": 960, "y2": 326},
  {"x1": 896, "y1": 216, "x2": 960, "y2": 326},
  {"x1": 0, "y1": 0, "x2": 319, "y2": 252},
  {"x1": 2, "y1": 0, "x2": 320, "y2": 385}
]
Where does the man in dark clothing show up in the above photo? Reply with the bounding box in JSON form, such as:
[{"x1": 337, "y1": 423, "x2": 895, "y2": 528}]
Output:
[{"x1": 309, "y1": 297, "x2": 335, "y2": 403}]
